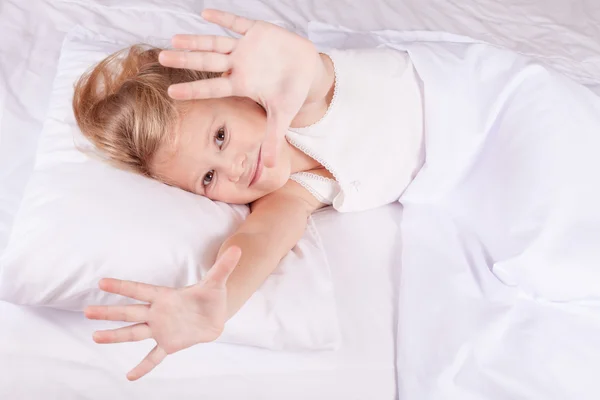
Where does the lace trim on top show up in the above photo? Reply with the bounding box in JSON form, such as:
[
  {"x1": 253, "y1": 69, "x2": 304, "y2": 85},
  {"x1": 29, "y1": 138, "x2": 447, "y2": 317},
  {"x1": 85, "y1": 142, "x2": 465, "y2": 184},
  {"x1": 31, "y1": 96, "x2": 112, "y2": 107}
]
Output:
[
  {"x1": 290, "y1": 172, "x2": 338, "y2": 205},
  {"x1": 293, "y1": 171, "x2": 337, "y2": 183},
  {"x1": 287, "y1": 52, "x2": 342, "y2": 206}
]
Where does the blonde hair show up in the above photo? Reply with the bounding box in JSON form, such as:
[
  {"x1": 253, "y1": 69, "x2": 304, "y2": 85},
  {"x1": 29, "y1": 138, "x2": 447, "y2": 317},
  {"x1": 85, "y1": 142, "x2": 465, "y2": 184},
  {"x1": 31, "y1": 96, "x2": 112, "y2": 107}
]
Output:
[{"x1": 72, "y1": 44, "x2": 219, "y2": 177}]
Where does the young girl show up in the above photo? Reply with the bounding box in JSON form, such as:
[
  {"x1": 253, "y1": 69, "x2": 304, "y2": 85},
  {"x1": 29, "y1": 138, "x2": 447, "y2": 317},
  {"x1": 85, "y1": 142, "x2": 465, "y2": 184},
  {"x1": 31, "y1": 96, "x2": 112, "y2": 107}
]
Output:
[{"x1": 78, "y1": 9, "x2": 425, "y2": 381}]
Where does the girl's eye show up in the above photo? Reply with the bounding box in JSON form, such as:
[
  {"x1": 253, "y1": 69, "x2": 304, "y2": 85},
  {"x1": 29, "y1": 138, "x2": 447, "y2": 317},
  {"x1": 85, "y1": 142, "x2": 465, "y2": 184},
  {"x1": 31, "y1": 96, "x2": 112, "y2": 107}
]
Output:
[
  {"x1": 203, "y1": 170, "x2": 214, "y2": 186},
  {"x1": 215, "y1": 127, "x2": 226, "y2": 148}
]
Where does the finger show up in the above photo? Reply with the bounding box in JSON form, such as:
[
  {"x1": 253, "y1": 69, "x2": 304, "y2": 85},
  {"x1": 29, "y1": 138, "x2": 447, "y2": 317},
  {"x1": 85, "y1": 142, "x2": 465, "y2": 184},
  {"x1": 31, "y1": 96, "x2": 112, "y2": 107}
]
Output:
[
  {"x1": 261, "y1": 119, "x2": 279, "y2": 168},
  {"x1": 85, "y1": 304, "x2": 150, "y2": 323},
  {"x1": 98, "y1": 278, "x2": 162, "y2": 303},
  {"x1": 127, "y1": 345, "x2": 167, "y2": 381},
  {"x1": 201, "y1": 9, "x2": 256, "y2": 35},
  {"x1": 93, "y1": 323, "x2": 152, "y2": 344},
  {"x1": 158, "y1": 50, "x2": 231, "y2": 72},
  {"x1": 261, "y1": 137, "x2": 277, "y2": 169},
  {"x1": 203, "y1": 246, "x2": 242, "y2": 289},
  {"x1": 168, "y1": 78, "x2": 234, "y2": 101},
  {"x1": 171, "y1": 34, "x2": 237, "y2": 54}
]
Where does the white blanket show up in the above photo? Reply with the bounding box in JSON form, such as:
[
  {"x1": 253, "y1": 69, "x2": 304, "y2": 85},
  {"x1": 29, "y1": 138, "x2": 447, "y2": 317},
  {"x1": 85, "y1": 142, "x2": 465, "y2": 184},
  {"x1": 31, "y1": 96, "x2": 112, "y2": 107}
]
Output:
[
  {"x1": 399, "y1": 39, "x2": 600, "y2": 399},
  {"x1": 310, "y1": 24, "x2": 600, "y2": 399},
  {"x1": 396, "y1": 37, "x2": 600, "y2": 302}
]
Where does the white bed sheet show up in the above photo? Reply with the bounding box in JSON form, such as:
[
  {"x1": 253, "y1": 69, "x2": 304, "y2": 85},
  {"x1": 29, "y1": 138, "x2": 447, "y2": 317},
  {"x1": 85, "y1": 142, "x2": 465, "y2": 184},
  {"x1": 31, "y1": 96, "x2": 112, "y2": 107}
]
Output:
[
  {"x1": 0, "y1": 204, "x2": 401, "y2": 399},
  {"x1": 2, "y1": 0, "x2": 600, "y2": 399},
  {"x1": 208, "y1": 0, "x2": 600, "y2": 89}
]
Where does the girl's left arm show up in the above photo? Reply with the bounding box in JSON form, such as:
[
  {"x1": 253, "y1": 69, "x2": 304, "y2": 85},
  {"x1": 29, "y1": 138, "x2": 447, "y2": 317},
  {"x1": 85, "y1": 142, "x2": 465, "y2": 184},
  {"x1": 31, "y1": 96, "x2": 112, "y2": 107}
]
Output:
[
  {"x1": 219, "y1": 180, "x2": 325, "y2": 318},
  {"x1": 84, "y1": 181, "x2": 324, "y2": 381}
]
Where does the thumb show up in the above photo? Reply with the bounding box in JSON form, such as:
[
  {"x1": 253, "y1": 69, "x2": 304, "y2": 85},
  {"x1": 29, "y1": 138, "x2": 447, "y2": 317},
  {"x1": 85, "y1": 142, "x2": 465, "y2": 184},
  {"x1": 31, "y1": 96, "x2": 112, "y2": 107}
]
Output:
[
  {"x1": 262, "y1": 109, "x2": 292, "y2": 169},
  {"x1": 203, "y1": 246, "x2": 242, "y2": 289}
]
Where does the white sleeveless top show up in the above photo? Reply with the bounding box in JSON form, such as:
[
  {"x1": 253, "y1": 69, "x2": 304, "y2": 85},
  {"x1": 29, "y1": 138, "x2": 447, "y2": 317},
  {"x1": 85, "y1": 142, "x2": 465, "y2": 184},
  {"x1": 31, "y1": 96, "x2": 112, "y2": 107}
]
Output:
[{"x1": 286, "y1": 47, "x2": 425, "y2": 213}]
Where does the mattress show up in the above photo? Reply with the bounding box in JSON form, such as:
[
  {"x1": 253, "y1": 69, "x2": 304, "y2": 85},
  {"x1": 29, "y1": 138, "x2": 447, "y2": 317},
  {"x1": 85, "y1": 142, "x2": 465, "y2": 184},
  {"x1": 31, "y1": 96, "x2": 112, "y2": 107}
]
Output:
[{"x1": 1, "y1": 0, "x2": 600, "y2": 399}]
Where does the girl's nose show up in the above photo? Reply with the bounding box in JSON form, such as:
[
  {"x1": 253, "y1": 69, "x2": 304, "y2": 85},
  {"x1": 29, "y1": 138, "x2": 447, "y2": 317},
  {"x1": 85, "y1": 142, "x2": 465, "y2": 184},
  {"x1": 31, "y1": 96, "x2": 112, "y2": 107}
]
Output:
[{"x1": 227, "y1": 153, "x2": 246, "y2": 183}]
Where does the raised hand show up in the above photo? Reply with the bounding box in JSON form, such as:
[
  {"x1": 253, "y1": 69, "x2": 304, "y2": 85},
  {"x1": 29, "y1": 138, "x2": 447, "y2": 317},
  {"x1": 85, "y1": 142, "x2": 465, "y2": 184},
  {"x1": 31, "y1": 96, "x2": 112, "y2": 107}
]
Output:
[
  {"x1": 158, "y1": 9, "x2": 332, "y2": 168},
  {"x1": 85, "y1": 246, "x2": 242, "y2": 381}
]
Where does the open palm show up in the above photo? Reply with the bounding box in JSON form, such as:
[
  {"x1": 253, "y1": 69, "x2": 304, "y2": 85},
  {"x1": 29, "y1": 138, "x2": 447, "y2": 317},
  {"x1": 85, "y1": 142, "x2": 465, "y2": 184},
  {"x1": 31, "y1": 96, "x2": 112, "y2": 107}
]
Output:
[
  {"x1": 85, "y1": 247, "x2": 242, "y2": 381},
  {"x1": 159, "y1": 9, "x2": 323, "y2": 168}
]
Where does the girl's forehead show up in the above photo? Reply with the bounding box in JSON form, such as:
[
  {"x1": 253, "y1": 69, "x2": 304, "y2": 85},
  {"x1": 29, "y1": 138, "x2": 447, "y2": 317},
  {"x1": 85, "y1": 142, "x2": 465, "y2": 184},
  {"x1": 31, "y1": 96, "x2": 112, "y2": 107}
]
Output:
[
  {"x1": 178, "y1": 102, "x2": 220, "y2": 136},
  {"x1": 151, "y1": 107, "x2": 208, "y2": 169}
]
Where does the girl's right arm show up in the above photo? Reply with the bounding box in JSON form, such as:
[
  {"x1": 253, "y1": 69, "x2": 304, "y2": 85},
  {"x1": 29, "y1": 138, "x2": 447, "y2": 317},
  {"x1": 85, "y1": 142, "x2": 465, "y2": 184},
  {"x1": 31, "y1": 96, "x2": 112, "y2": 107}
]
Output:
[{"x1": 159, "y1": 9, "x2": 335, "y2": 168}]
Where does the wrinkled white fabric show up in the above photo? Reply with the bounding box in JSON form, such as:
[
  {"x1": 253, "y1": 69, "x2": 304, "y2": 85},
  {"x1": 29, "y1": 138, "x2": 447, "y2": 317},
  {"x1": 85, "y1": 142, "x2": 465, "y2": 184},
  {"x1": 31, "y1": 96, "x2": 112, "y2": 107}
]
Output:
[{"x1": 310, "y1": 23, "x2": 600, "y2": 400}]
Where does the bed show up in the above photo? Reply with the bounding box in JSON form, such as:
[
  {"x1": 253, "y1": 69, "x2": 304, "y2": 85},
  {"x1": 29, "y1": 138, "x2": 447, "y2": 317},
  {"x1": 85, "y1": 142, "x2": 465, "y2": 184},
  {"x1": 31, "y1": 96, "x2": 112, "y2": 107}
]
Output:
[
  {"x1": 1, "y1": 1, "x2": 599, "y2": 399},
  {"x1": 0, "y1": 204, "x2": 402, "y2": 399}
]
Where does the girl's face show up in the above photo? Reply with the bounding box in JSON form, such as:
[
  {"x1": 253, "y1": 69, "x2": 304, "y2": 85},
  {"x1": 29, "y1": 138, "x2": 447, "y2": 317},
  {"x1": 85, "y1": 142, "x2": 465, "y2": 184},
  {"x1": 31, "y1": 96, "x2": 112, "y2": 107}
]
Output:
[{"x1": 152, "y1": 97, "x2": 292, "y2": 204}]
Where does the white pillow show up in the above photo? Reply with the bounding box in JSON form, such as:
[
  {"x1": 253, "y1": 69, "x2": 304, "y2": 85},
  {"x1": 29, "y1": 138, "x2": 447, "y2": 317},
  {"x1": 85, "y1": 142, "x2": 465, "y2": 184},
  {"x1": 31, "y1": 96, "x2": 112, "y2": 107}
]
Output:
[{"x1": 0, "y1": 25, "x2": 340, "y2": 351}]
